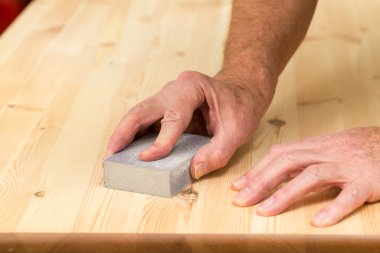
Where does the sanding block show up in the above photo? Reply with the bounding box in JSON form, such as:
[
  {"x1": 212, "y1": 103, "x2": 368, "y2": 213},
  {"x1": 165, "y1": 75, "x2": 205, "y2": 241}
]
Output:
[{"x1": 103, "y1": 133, "x2": 210, "y2": 197}]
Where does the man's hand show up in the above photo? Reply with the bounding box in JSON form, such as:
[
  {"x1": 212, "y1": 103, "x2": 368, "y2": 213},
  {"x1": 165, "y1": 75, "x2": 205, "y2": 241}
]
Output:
[
  {"x1": 231, "y1": 127, "x2": 380, "y2": 227},
  {"x1": 105, "y1": 0, "x2": 317, "y2": 179},
  {"x1": 105, "y1": 70, "x2": 274, "y2": 179}
]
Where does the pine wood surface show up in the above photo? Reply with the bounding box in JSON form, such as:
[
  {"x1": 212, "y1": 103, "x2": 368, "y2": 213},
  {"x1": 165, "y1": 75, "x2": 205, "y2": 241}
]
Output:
[{"x1": 0, "y1": 0, "x2": 379, "y2": 252}]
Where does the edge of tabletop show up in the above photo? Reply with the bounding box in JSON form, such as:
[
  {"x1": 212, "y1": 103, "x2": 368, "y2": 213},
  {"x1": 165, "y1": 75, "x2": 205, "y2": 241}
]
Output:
[{"x1": 0, "y1": 233, "x2": 379, "y2": 252}]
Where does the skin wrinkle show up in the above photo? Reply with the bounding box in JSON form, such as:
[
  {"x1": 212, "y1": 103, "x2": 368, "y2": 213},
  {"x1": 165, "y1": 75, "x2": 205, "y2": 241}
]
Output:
[
  {"x1": 161, "y1": 109, "x2": 186, "y2": 128},
  {"x1": 204, "y1": 83, "x2": 223, "y2": 131}
]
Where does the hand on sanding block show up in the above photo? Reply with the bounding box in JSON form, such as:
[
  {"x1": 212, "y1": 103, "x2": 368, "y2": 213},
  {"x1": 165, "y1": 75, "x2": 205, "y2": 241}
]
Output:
[{"x1": 103, "y1": 133, "x2": 210, "y2": 197}]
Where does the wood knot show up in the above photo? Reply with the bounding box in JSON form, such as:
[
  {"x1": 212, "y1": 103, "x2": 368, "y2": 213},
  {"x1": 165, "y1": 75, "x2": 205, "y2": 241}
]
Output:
[
  {"x1": 44, "y1": 25, "x2": 63, "y2": 33},
  {"x1": 100, "y1": 41, "x2": 116, "y2": 48},
  {"x1": 175, "y1": 51, "x2": 186, "y2": 57},
  {"x1": 34, "y1": 191, "x2": 45, "y2": 198},
  {"x1": 139, "y1": 15, "x2": 152, "y2": 21},
  {"x1": 180, "y1": 187, "x2": 198, "y2": 200},
  {"x1": 268, "y1": 118, "x2": 286, "y2": 127}
]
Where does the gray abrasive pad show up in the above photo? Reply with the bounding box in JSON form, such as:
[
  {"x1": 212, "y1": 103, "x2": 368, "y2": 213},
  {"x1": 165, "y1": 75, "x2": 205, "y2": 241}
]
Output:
[{"x1": 103, "y1": 133, "x2": 210, "y2": 197}]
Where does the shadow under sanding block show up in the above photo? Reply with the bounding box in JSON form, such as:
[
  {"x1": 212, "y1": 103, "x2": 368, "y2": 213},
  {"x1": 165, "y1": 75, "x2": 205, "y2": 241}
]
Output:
[{"x1": 103, "y1": 133, "x2": 210, "y2": 198}]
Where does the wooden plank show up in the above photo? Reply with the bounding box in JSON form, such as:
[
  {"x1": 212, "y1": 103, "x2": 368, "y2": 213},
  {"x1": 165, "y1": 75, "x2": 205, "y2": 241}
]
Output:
[{"x1": 0, "y1": 0, "x2": 379, "y2": 250}]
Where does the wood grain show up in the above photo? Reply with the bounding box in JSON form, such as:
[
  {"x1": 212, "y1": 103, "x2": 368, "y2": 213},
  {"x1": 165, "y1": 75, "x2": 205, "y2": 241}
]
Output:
[{"x1": 0, "y1": 0, "x2": 379, "y2": 251}]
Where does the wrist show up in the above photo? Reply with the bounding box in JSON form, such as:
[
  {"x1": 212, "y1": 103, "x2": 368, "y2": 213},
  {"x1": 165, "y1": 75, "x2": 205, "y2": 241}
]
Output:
[{"x1": 214, "y1": 64, "x2": 278, "y2": 102}]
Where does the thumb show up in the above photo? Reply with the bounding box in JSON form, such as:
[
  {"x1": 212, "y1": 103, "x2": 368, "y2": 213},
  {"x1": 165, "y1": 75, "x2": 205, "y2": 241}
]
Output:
[{"x1": 190, "y1": 130, "x2": 240, "y2": 179}]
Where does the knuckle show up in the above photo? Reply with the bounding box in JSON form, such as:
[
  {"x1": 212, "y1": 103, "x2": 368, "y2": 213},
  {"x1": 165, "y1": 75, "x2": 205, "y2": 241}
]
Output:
[
  {"x1": 163, "y1": 108, "x2": 182, "y2": 121},
  {"x1": 214, "y1": 147, "x2": 230, "y2": 167},
  {"x1": 250, "y1": 174, "x2": 268, "y2": 191},
  {"x1": 304, "y1": 166, "x2": 325, "y2": 180},
  {"x1": 346, "y1": 187, "x2": 361, "y2": 201},
  {"x1": 269, "y1": 192, "x2": 288, "y2": 207},
  {"x1": 279, "y1": 152, "x2": 298, "y2": 162},
  {"x1": 207, "y1": 144, "x2": 231, "y2": 168},
  {"x1": 128, "y1": 101, "x2": 150, "y2": 116},
  {"x1": 344, "y1": 186, "x2": 364, "y2": 202},
  {"x1": 161, "y1": 81, "x2": 176, "y2": 91},
  {"x1": 176, "y1": 71, "x2": 202, "y2": 82},
  {"x1": 124, "y1": 109, "x2": 144, "y2": 125},
  {"x1": 161, "y1": 108, "x2": 188, "y2": 127},
  {"x1": 174, "y1": 72, "x2": 207, "y2": 104},
  {"x1": 125, "y1": 113, "x2": 141, "y2": 126},
  {"x1": 125, "y1": 99, "x2": 156, "y2": 126},
  {"x1": 245, "y1": 168, "x2": 258, "y2": 179},
  {"x1": 275, "y1": 185, "x2": 292, "y2": 198},
  {"x1": 176, "y1": 71, "x2": 210, "y2": 91},
  {"x1": 268, "y1": 144, "x2": 286, "y2": 156},
  {"x1": 110, "y1": 132, "x2": 126, "y2": 144}
]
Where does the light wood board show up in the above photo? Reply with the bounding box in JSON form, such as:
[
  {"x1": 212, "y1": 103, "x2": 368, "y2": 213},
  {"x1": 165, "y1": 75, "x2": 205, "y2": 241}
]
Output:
[{"x1": 0, "y1": 0, "x2": 379, "y2": 252}]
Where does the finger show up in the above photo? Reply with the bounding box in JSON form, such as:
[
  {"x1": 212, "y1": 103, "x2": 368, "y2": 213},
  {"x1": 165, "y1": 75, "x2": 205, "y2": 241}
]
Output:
[
  {"x1": 138, "y1": 106, "x2": 196, "y2": 161},
  {"x1": 256, "y1": 163, "x2": 343, "y2": 216},
  {"x1": 230, "y1": 175, "x2": 247, "y2": 191},
  {"x1": 311, "y1": 183, "x2": 369, "y2": 227},
  {"x1": 255, "y1": 137, "x2": 327, "y2": 173},
  {"x1": 232, "y1": 150, "x2": 325, "y2": 206},
  {"x1": 190, "y1": 129, "x2": 240, "y2": 179},
  {"x1": 105, "y1": 99, "x2": 164, "y2": 158},
  {"x1": 139, "y1": 78, "x2": 204, "y2": 161},
  {"x1": 231, "y1": 140, "x2": 324, "y2": 191}
]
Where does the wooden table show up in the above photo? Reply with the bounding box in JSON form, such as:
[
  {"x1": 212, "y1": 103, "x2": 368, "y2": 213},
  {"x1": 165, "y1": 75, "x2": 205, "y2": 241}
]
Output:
[{"x1": 0, "y1": 0, "x2": 379, "y2": 252}]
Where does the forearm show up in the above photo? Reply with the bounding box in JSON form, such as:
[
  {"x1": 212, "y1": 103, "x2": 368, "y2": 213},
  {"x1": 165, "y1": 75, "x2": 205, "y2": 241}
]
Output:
[{"x1": 216, "y1": 0, "x2": 317, "y2": 93}]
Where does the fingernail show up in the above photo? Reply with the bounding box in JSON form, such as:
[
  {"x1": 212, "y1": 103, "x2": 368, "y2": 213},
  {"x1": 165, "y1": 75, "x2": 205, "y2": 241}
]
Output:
[
  {"x1": 312, "y1": 210, "x2": 329, "y2": 226},
  {"x1": 233, "y1": 187, "x2": 252, "y2": 205},
  {"x1": 257, "y1": 196, "x2": 274, "y2": 212},
  {"x1": 232, "y1": 176, "x2": 246, "y2": 189},
  {"x1": 194, "y1": 162, "x2": 208, "y2": 179}
]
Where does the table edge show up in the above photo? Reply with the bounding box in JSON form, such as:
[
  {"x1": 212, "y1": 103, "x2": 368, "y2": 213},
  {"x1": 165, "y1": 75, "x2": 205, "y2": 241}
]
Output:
[{"x1": 0, "y1": 233, "x2": 379, "y2": 252}]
